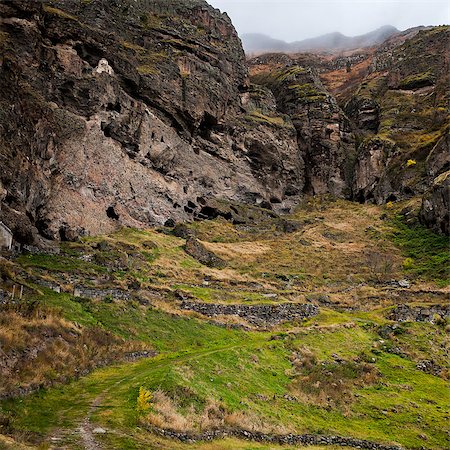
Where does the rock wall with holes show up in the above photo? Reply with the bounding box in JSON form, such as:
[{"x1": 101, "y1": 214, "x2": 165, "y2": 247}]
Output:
[
  {"x1": 1, "y1": 2, "x2": 448, "y2": 245},
  {"x1": 0, "y1": 0, "x2": 303, "y2": 246}
]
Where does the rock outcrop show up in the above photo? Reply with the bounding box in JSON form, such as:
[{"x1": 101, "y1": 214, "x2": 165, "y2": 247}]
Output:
[
  {"x1": 184, "y1": 237, "x2": 226, "y2": 268},
  {"x1": 0, "y1": 1, "x2": 448, "y2": 243},
  {"x1": 248, "y1": 27, "x2": 449, "y2": 224},
  {"x1": 420, "y1": 171, "x2": 450, "y2": 235},
  {"x1": 0, "y1": 0, "x2": 303, "y2": 245},
  {"x1": 345, "y1": 26, "x2": 450, "y2": 204},
  {"x1": 252, "y1": 66, "x2": 355, "y2": 197}
]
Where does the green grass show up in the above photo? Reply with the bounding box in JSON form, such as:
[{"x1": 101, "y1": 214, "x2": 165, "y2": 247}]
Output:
[
  {"x1": 390, "y1": 215, "x2": 450, "y2": 285},
  {"x1": 2, "y1": 202, "x2": 449, "y2": 449},
  {"x1": 245, "y1": 110, "x2": 288, "y2": 128},
  {"x1": 18, "y1": 253, "x2": 107, "y2": 275},
  {"x1": 354, "y1": 353, "x2": 449, "y2": 449},
  {"x1": 29, "y1": 287, "x2": 101, "y2": 327},
  {"x1": 1, "y1": 332, "x2": 261, "y2": 436},
  {"x1": 26, "y1": 286, "x2": 248, "y2": 352},
  {"x1": 3, "y1": 318, "x2": 448, "y2": 449},
  {"x1": 172, "y1": 284, "x2": 289, "y2": 304},
  {"x1": 288, "y1": 83, "x2": 327, "y2": 103},
  {"x1": 381, "y1": 321, "x2": 449, "y2": 369},
  {"x1": 288, "y1": 326, "x2": 376, "y2": 361}
]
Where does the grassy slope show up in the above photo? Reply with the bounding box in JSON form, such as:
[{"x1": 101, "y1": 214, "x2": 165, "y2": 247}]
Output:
[
  {"x1": 3, "y1": 311, "x2": 448, "y2": 449},
  {"x1": 390, "y1": 215, "x2": 450, "y2": 285},
  {"x1": 0, "y1": 199, "x2": 448, "y2": 449}
]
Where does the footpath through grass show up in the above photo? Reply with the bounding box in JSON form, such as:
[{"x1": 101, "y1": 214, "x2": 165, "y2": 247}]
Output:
[{"x1": 2, "y1": 309, "x2": 449, "y2": 449}]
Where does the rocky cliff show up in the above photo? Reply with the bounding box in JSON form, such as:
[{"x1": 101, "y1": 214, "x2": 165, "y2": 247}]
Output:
[
  {"x1": 0, "y1": 0, "x2": 303, "y2": 246},
  {"x1": 249, "y1": 26, "x2": 449, "y2": 234},
  {"x1": 252, "y1": 66, "x2": 355, "y2": 197},
  {"x1": 347, "y1": 26, "x2": 449, "y2": 205},
  {"x1": 0, "y1": 1, "x2": 448, "y2": 246},
  {"x1": 420, "y1": 171, "x2": 450, "y2": 235}
]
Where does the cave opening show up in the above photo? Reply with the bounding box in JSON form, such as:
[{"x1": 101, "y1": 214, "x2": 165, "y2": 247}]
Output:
[{"x1": 106, "y1": 206, "x2": 120, "y2": 220}]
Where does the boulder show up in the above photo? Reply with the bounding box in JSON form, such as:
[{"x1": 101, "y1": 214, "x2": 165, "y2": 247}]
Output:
[{"x1": 184, "y1": 237, "x2": 226, "y2": 269}]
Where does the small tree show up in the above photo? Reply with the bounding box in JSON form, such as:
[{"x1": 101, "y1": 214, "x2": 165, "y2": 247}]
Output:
[{"x1": 136, "y1": 386, "x2": 152, "y2": 414}]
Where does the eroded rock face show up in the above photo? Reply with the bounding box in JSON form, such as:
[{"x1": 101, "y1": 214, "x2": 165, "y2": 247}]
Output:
[
  {"x1": 344, "y1": 26, "x2": 450, "y2": 204},
  {"x1": 247, "y1": 27, "x2": 449, "y2": 224},
  {"x1": 420, "y1": 171, "x2": 450, "y2": 235},
  {"x1": 0, "y1": 0, "x2": 303, "y2": 244},
  {"x1": 353, "y1": 137, "x2": 396, "y2": 203},
  {"x1": 426, "y1": 133, "x2": 450, "y2": 180},
  {"x1": 252, "y1": 67, "x2": 355, "y2": 198},
  {"x1": 1, "y1": 2, "x2": 448, "y2": 242},
  {"x1": 344, "y1": 97, "x2": 380, "y2": 133}
]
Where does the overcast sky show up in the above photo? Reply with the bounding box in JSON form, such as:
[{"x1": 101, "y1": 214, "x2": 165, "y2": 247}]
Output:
[{"x1": 208, "y1": 0, "x2": 450, "y2": 41}]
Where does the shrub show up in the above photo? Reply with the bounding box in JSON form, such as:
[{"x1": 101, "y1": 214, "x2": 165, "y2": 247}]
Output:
[
  {"x1": 403, "y1": 258, "x2": 414, "y2": 269},
  {"x1": 137, "y1": 386, "x2": 153, "y2": 414}
]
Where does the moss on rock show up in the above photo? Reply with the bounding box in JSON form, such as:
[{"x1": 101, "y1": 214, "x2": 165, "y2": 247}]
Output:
[{"x1": 398, "y1": 71, "x2": 435, "y2": 90}]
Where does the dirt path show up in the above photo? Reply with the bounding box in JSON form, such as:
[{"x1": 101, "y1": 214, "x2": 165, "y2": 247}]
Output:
[
  {"x1": 78, "y1": 395, "x2": 104, "y2": 450},
  {"x1": 73, "y1": 342, "x2": 252, "y2": 449},
  {"x1": 40, "y1": 340, "x2": 404, "y2": 450}
]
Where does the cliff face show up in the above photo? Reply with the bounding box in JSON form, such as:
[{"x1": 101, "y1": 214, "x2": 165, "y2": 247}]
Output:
[
  {"x1": 248, "y1": 26, "x2": 449, "y2": 234},
  {"x1": 420, "y1": 171, "x2": 450, "y2": 235},
  {"x1": 0, "y1": 0, "x2": 303, "y2": 245},
  {"x1": 252, "y1": 67, "x2": 355, "y2": 197},
  {"x1": 0, "y1": 1, "x2": 448, "y2": 244},
  {"x1": 346, "y1": 26, "x2": 450, "y2": 204}
]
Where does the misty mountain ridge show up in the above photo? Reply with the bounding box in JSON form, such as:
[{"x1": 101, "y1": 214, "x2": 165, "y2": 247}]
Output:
[{"x1": 243, "y1": 25, "x2": 400, "y2": 54}]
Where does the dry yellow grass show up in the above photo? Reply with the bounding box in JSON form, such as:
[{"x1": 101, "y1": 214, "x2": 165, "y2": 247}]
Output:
[
  {"x1": 0, "y1": 434, "x2": 34, "y2": 449},
  {"x1": 202, "y1": 241, "x2": 271, "y2": 262},
  {"x1": 137, "y1": 198, "x2": 444, "y2": 318},
  {"x1": 0, "y1": 308, "x2": 145, "y2": 396},
  {"x1": 144, "y1": 390, "x2": 224, "y2": 432},
  {"x1": 143, "y1": 390, "x2": 294, "y2": 435},
  {"x1": 228, "y1": 200, "x2": 402, "y2": 289}
]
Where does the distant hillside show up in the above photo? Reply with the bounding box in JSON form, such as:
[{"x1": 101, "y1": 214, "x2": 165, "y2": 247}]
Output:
[
  {"x1": 243, "y1": 25, "x2": 400, "y2": 54},
  {"x1": 242, "y1": 33, "x2": 291, "y2": 54}
]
